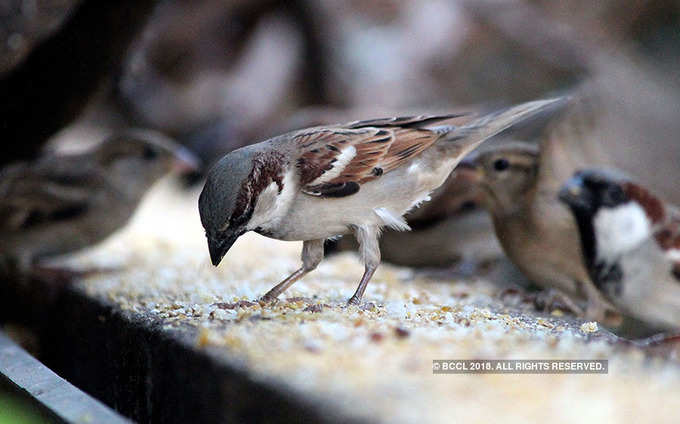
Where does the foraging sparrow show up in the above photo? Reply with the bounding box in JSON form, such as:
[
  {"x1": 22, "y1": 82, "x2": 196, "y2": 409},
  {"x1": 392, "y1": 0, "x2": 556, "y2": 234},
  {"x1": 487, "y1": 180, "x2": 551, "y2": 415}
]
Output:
[
  {"x1": 0, "y1": 130, "x2": 198, "y2": 274},
  {"x1": 458, "y1": 137, "x2": 616, "y2": 321},
  {"x1": 559, "y1": 170, "x2": 680, "y2": 331},
  {"x1": 327, "y1": 170, "x2": 502, "y2": 270},
  {"x1": 198, "y1": 97, "x2": 564, "y2": 305}
]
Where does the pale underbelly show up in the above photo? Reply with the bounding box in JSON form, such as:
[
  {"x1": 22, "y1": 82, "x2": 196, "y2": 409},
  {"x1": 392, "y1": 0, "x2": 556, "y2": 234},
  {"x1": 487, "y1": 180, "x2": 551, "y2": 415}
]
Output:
[{"x1": 267, "y1": 156, "x2": 459, "y2": 241}]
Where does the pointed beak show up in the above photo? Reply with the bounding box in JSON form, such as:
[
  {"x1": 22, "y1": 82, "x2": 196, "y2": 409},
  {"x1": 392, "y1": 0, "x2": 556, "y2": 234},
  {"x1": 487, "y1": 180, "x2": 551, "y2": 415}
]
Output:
[
  {"x1": 558, "y1": 176, "x2": 587, "y2": 209},
  {"x1": 172, "y1": 146, "x2": 201, "y2": 174},
  {"x1": 455, "y1": 156, "x2": 483, "y2": 183},
  {"x1": 207, "y1": 231, "x2": 240, "y2": 266}
]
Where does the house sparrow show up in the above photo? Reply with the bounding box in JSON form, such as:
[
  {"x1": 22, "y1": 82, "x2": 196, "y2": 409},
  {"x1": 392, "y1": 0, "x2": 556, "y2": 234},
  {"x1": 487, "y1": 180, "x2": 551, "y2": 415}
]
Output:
[
  {"x1": 559, "y1": 169, "x2": 680, "y2": 331},
  {"x1": 198, "y1": 97, "x2": 564, "y2": 305},
  {"x1": 327, "y1": 171, "x2": 502, "y2": 270},
  {"x1": 458, "y1": 137, "x2": 616, "y2": 322},
  {"x1": 0, "y1": 130, "x2": 199, "y2": 274}
]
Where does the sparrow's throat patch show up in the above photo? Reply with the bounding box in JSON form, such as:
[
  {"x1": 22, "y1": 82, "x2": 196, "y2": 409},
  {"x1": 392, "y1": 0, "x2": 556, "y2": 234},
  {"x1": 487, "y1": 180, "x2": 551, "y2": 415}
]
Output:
[{"x1": 593, "y1": 202, "x2": 651, "y2": 265}]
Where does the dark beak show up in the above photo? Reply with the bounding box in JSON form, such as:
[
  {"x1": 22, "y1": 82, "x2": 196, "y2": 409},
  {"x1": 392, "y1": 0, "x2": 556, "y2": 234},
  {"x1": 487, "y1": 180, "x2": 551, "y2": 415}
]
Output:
[
  {"x1": 208, "y1": 231, "x2": 240, "y2": 266},
  {"x1": 172, "y1": 146, "x2": 201, "y2": 174},
  {"x1": 558, "y1": 176, "x2": 587, "y2": 210},
  {"x1": 455, "y1": 156, "x2": 483, "y2": 183}
]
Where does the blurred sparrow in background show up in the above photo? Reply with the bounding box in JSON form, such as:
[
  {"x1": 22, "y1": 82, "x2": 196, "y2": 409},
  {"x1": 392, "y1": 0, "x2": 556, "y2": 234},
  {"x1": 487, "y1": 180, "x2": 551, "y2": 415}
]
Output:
[
  {"x1": 327, "y1": 169, "x2": 502, "y2": 271},
  {"x1": 458, "y1": 132, "x2": 617, "y2": 322},
  {"x1": 559, "y1": 169, "x2": 680, "y2": 331},
  {"x1": 0, "y1": 130, "x2": 198, "y2": 276},
  {"x1": 199, "y1": 97, "x2": 564, "y2": 305}
]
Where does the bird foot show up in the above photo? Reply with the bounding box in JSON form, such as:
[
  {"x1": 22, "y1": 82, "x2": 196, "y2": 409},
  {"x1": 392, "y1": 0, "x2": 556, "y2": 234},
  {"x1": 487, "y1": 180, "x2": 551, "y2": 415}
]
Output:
[
  {"x1": 346, "y1": 296, "x2": 361, "y2": 306},
  {"x1": 344, "y1": 299, "x2": 378, "y2": 312},
  {"x1": 533, "y1": 289, "x2": 584, "y2": 317},
  {"x1": 258, "y1": 294, "x2": 280, "y2": 306}
]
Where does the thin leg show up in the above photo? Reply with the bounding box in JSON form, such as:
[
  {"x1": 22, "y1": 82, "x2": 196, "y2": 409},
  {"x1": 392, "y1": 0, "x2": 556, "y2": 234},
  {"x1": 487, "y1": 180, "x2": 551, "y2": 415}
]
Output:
[
  {"x1": 347, "y1": 265, "x2": 377, "y2": 305},
  {"x1": 261, "y1": 268, "x2": 308, "y2": 302},
  {"x1": 581, "y1": 280, "x2": 622, "y2": 326},
  {"x1": 347, "y1": 225, "x2": 381, "y2": 305},
  {"x1": 261, "y1": 239, "x2": 324, "y2": 302}
]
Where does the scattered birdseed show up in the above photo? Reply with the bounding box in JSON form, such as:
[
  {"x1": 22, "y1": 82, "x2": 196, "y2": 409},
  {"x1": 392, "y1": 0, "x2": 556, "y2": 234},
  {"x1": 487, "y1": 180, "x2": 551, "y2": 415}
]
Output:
[
  {"x1": 52, "y1": 180, "x2": 680, "y2": 424},
  {"x1": 580, "y1": 322, "x2": 599, "y2": 334}
]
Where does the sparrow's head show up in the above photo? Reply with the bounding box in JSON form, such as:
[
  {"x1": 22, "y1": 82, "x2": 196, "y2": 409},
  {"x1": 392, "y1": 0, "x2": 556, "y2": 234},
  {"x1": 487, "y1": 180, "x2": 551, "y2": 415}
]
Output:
[
  {"x1": 558, "y1": 169, "x2": 657, "y2": 266},
  {"x1": 557, "y1": 170, "x2": 629, "y2": 217},
  {"x1": 458, "y1": 142, "x2": 539, "y2": 216},
  {"x1": 95, "y1": 129, "x2": 199, "y2": 189},
  {"x1": 198, "y1": 146, "x2": 285, "y2": 266}
]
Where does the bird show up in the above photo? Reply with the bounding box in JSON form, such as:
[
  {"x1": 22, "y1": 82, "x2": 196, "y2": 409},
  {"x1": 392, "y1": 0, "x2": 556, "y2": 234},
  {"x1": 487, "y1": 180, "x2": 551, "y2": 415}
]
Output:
[
  {"x1": 559, "y1": 169, "x2": 680, "y2": 331},
  {"x1": 198, "y1": 97, "x2": 565, "y2": 305},
  {"x1": 457, "y1": 139, "x2": 617, "y2": 322},
  {"x1": 0, "y1": 129, "x2": 199, "y2": 276},
  {"x1": 326, "y1": 169, "x2": 502, "y2": 271}
]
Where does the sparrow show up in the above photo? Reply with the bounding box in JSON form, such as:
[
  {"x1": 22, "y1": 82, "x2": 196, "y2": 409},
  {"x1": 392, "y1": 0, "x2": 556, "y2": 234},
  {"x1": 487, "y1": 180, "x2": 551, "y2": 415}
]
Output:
[
  {"x1": 198, "y1": 97, "x2": 564, "y2": 305},
  {"x1": 0, "y1": 130, "x2": 199, "y2": 274},
  {"x1": 559, "y1": 169, "x2": 680, "y2": 331},
  {"x1": 326, "y1": 167, "x2": 505, "y2": 273},
  {"x1": 457, "y1": 136, "x2": 616, "y2": 322}
]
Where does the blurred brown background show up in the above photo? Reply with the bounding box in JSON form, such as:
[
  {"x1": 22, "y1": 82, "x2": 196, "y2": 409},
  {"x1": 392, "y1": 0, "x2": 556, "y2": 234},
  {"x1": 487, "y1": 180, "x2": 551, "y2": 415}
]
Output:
[
  {"x1": 2, "y1": 0, "x2": 677, "y2": 171},
  {"x1": 2, "y1": 0, "x2": 679, "y2": 243}
]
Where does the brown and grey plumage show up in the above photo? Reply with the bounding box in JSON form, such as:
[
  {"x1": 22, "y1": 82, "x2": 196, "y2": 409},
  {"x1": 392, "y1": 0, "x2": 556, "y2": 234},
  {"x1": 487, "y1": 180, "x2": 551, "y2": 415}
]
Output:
[
  {"x1": 0, "y1": 130, "x2": 198, "y2": 274},
  {"x1": 198, "y1": 97, "x2": 565, "y2": 305},
  {"x1": 458, "y1": 134, "x2": 616, "y2": 322},
  {"x1": 560, "y1": 170, "x2": 680, "y2": 331}
]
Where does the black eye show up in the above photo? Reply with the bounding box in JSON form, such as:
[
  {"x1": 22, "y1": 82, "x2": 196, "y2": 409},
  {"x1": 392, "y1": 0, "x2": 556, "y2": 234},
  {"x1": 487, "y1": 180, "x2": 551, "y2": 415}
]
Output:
[
  {"x1": 603, "y1": 185, "x2": 626, "y2": 206},
  {"x1": 143, "y1": 146, "x2": 158, "y2": 160},
  {"x1": 493, "y1": 158, "x2": 510, "y2": 172}
]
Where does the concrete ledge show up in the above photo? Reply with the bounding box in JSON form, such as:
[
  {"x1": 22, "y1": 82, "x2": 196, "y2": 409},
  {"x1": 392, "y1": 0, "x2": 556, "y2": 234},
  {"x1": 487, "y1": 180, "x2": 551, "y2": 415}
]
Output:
[{"x1": 1, "y1": 279, "x2": 342, "y2": 423}]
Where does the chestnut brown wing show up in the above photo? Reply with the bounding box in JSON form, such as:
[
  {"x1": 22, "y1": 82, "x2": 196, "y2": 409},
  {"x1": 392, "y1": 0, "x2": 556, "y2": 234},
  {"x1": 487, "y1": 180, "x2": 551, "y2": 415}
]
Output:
[
  {"x1": 293, "y1": 115, "x2": 457, "y2": 197},
  {"x1": 623, "y1": 181, "x2": 680, "y2": 281}
]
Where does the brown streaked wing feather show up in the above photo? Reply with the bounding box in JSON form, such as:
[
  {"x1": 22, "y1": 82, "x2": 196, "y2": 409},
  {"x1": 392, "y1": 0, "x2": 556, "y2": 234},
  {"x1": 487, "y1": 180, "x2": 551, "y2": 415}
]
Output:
[
  {"x1": 295, "y1": 116, "x2": 451, "y2": 197},
  {"x1": 0, "y1": 162, "x2": 95, "y2": 231},
  {"x1": 377, "y1": 128, "x2": 440, "y2": 174},
  {"x1": 347, "y1": 113, "x2": 465, "y2": 129},
  {"x1": 294, "y1": 127, "x2": 391, "y2": 189}
]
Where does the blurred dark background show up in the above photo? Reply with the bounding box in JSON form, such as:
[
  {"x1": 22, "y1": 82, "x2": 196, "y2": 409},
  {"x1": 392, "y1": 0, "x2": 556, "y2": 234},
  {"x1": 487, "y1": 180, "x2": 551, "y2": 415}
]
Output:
[
  {"x1": 2, "y1": 0, "x2": 678, "y2": 180},
  {"x1": 2, "y1": 0, "x2": 680, "y2": 274}
]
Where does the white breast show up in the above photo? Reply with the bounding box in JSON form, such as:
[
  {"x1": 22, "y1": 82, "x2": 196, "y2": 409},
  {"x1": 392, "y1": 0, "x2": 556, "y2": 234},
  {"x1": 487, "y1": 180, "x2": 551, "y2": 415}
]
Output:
[
  {"x1": 269, "y1": 153, "x2": 457, "y2": 241},
  {"x1": 593, "y1": 202, "x2": 652, "y2": 265},
  {"x1": 248, "y1": 170, "x2": 297, "y2": 232}
]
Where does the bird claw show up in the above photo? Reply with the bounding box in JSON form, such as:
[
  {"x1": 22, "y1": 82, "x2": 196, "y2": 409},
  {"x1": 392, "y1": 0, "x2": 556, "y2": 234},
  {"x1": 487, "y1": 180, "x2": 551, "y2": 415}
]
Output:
[
  {"x1": 534, "y1": 289, "x2": 584, "y2": 317},
  {"x1": 258, "y1": 294, "x2": 280, "y2": 306},
  {"x1": 344, "y1": 298, "x2": 378, "y2": 312},
  {"x1": 346, "y1": 295, "x2": 363, "y2": 307}
]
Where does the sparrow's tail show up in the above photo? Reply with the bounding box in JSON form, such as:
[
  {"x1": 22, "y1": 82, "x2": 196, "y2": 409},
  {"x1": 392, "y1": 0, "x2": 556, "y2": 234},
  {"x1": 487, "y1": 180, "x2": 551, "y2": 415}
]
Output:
[{"x1": 434, "y1": 96, "x2": 569, "y2": 157}]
